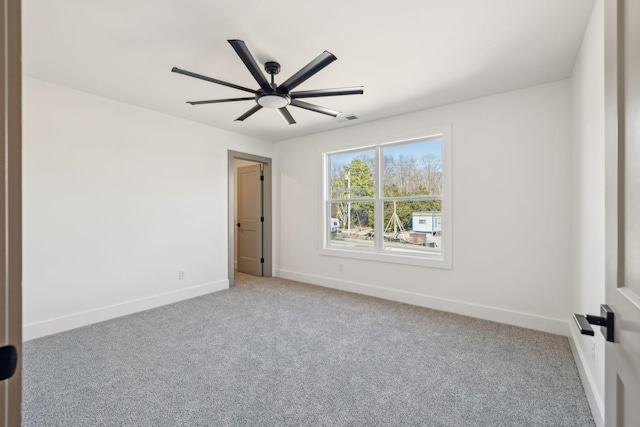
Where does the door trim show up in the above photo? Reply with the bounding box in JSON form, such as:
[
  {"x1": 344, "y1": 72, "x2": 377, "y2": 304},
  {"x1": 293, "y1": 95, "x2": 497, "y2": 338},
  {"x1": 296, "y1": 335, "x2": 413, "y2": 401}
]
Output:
[
  {"x1": 228, "y1": 151, "x2": 272, "y2": 286},
  {"x1": 1, "y1": 0, "x2": 22, "y2": 424}
]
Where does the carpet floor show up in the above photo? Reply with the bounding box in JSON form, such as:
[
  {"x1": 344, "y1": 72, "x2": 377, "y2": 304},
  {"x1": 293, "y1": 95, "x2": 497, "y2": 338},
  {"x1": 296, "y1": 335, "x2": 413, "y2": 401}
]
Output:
[{"x1": 23, "y1": 273, "x2": 594, "y2": 426}]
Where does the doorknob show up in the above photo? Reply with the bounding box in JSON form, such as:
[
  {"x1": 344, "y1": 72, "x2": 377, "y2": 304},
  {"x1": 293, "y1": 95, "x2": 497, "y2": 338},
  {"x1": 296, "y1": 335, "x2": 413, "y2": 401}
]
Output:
[
  {"x1": 573, "y1": 304, "x2": 614, "y2": 342},
  {"x1": 0, "y1": 345, "x2": 18, "y2": 381},
  {"x1": 237, "y1": 223, "x2": 240, "y2": 228}
]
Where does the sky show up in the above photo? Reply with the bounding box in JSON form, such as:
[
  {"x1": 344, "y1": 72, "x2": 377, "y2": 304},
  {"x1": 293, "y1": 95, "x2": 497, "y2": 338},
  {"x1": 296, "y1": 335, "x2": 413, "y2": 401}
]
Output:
[{"x1": 329, "y1": 138, "x2": 443, "y2": 170}]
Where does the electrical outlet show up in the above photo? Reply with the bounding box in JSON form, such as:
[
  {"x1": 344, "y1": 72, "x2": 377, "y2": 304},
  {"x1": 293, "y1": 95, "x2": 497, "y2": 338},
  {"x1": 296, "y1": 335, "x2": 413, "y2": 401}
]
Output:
[
  {"x1": 338, "y1": 263, "x2": 344, "y2": 272},
  {"x1": 178, "y1": 270, "x2": 185, "y2": 280},
  {"x1": 590, "y1": 338, "x2": 596, "y2": 362}
]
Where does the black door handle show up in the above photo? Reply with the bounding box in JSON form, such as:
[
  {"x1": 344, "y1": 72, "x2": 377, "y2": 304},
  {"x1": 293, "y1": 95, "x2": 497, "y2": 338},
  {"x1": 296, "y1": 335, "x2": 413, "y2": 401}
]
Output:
[
  {"x1": 237, "y1": 223, "x2": 240, "y2": 228},
  {"x1": 573, "y1": 304, "x2": 614, "y2": 342},
  {"x1": 0, "y1": 345, "x2": 18, "y2": 381}
]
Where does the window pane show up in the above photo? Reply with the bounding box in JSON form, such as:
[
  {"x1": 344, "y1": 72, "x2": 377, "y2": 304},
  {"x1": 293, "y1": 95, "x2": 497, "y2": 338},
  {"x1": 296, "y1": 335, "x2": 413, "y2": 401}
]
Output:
[
  {"x1": 329, "y1": 149, "x2": 375, "y2": 199},
  {"x1": 382, "y1": 200, "x2": 442, "y2": 254},
  {"x1": 329, "y1": 202, "x2": 375, "y2": 250},
  {"x1": 382, "y1": 139, "x2": 442, "y2": 197}
]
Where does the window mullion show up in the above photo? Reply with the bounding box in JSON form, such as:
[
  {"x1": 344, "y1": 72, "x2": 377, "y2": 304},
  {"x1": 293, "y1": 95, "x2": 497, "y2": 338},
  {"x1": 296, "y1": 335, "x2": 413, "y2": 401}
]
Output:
[
  {"x1": 328, "y1": 198, "x2": 376, "y2": 203},
  {"x1": 380, "y1": 196, "x2": 443, "y2": 202},
  {"x1": 324, "y1": 154, "x2": 329, "y2": 247},
  {"x1": 374, "y1": 146, "x2": 383, "y2": 252}
]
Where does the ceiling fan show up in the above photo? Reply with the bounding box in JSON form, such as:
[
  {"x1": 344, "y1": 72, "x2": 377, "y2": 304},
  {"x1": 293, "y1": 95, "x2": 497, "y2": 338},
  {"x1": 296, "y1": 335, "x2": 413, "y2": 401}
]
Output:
[{"x1": 172, "y1": 39, "x2": 364, "y2": 125}]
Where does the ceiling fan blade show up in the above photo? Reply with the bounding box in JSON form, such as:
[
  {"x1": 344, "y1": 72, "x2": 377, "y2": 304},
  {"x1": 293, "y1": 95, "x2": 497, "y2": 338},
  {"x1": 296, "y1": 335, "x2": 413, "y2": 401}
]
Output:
[
  {"x1": 277, "y1": 107, "x2": 297, "y2": 125},
  {"x1": 172, "y1": 67, "x2": 256, "y2": 94},
  {"x1": 235, "y1": 105, "x2": 263, "y2": 122},
  {"x1": 228, "y1": 40, "x2": 272, "y2": 91},
  {"x1": 186, "y1": 97, "x2": 255, "y2": 105},
  {"x1": 290, "y1": 87, "x2": 364, "y2": 99},
  {"x1": 290, "y1": 99, "x2": 341, "y2": 117},
  {"x1": 277, "y1": 51, "x2": 337, "y2": 93}
]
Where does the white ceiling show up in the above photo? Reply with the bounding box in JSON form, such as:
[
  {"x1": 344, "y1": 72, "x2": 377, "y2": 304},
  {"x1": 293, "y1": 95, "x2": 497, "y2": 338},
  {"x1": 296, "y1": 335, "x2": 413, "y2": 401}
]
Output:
[{"x1": 23, "y1": 0, "x2": 595, "y2": 142}]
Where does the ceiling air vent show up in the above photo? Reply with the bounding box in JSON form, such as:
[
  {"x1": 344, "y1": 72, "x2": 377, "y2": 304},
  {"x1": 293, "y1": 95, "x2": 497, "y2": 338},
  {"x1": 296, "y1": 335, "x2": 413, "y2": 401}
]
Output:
[{"x1": 336, "y1": 114, "x2": 359, "y2": 123}]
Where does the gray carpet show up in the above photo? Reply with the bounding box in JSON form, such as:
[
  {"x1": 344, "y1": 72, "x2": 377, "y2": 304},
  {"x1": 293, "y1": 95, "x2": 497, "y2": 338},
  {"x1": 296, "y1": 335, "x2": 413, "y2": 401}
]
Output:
[{"x1": 23, "y1": 273, "x2": 594, "y2": 426}]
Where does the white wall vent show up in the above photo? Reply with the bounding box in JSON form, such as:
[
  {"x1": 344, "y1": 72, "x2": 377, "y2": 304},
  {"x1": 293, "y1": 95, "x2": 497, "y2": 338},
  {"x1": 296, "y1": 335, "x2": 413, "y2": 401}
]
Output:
[{"x1": 336, "y1": 114, "x2": 359, "y2": 123}]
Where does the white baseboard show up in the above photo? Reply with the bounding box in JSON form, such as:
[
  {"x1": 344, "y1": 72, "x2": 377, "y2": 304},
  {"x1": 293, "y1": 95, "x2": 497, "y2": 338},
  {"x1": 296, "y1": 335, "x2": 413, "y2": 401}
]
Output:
[
  {"x1": 568, "y1": 326, "x2": 605, "y2": 427},
  {"x1": 23, "y1": 280, "x2": 229, "y2": 341},
  {"x1": 274, "y1": 268, "x2": 568, "y2": 336}
]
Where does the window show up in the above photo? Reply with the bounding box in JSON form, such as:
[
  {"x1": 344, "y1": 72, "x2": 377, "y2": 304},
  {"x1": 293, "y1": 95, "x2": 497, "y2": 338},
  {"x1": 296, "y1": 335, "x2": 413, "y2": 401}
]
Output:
[{"x1": 322, "y1": 129, "x2": 451, "y2": 268}]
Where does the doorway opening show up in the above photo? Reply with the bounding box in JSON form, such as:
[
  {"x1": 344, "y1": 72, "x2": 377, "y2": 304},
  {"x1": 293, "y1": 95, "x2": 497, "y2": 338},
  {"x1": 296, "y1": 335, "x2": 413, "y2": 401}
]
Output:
[{"x1": 228, "y1": 151, "x2": 272, "y2": 287}]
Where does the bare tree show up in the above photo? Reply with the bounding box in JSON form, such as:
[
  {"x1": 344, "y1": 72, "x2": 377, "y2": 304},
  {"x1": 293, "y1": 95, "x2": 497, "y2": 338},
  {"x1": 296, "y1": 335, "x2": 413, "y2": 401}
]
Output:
[{"x1": 420, "y1": 154, "x2": 442, "y2": 195}]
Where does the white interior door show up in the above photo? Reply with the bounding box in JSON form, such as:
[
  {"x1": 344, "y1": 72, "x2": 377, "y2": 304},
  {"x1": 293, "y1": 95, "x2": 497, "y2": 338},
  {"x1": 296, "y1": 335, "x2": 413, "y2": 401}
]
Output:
[
  {"x1": 604, "y1": 0, "x2": 640, "y2": 424},
  {"x1": 237, "y1": 163, "x2": 263, "y2": 276},
  {"x1": 0, "y1": 0, "x2": 22, "y2": 425}
]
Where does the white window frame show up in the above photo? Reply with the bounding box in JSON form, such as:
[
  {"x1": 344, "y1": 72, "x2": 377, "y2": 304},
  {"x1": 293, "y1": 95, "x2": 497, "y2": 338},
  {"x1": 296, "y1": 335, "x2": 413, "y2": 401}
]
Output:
[{"x1": 320, "y1": 126, "x2": 452, "y2": 269}]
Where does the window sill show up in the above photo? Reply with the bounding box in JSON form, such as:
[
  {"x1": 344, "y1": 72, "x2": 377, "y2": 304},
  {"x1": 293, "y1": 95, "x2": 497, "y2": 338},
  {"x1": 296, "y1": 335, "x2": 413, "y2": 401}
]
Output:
[{"x1": 319, "y1": 247, "x2": 452, "y2": 269}]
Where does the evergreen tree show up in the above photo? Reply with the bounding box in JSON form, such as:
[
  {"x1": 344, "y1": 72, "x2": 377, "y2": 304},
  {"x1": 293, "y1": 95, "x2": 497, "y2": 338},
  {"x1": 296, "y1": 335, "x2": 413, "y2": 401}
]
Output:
[{"x1": 332, "y1": 157, "x2": 374, "y2": 229}]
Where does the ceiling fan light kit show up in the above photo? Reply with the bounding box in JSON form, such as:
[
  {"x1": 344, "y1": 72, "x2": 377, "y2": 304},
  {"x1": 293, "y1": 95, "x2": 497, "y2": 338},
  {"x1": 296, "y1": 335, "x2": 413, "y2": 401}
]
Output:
[
  {"x1": 172, "y1": 39, "x2": 363, "y2": 125},
  {"x1": 257, "y1": 93, "x2": 290, "y2": 109}
]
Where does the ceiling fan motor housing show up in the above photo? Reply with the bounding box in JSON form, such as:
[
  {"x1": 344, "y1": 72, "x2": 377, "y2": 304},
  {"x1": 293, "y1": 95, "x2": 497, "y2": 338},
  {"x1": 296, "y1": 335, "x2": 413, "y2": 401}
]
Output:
[
  {"x1": 256, "y1": 60, "x2": 290, "y2": 107},
  {"x1": 256, "y1": 90, "x2": 291, "y2": 108}
]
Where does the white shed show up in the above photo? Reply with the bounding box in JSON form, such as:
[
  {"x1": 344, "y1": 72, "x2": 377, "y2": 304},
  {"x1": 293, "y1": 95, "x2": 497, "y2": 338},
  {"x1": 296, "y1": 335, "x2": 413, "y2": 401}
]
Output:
[{"x1": 412, "y1": 211, "x2": 442, "y2": 234}]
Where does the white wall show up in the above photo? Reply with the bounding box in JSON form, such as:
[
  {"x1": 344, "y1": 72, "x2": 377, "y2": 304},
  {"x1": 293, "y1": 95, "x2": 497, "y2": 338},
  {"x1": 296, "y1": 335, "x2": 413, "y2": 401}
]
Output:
[
  {"x1": 569, "y1": 0, "x2": 605, "y2": 424},
  {"x1": 274, "y1": 80, "x2": 573, "y2": 335},
  {"x1": 22, "y1": 77, "x2": 272, "y2": 340}
]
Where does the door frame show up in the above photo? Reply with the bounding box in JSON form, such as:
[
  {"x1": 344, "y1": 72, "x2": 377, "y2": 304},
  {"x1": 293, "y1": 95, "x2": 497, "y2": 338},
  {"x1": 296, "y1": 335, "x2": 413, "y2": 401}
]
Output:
[
  {"x1": 1, "y1": 0, "x2": 22, "y2": 425},
  {"x1": 228, "y1": 150, "x2": 272, "y2": 286}
]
